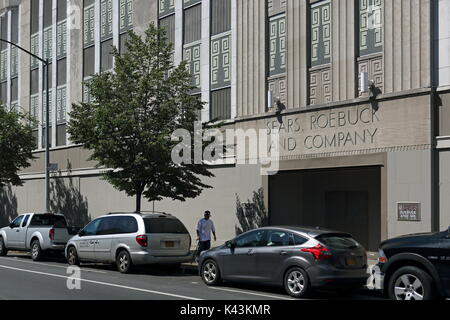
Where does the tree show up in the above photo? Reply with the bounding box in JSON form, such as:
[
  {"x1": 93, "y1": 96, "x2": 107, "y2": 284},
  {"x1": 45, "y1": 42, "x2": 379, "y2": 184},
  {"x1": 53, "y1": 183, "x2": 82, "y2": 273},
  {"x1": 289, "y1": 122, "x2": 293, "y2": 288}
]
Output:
[
  {"x1": 68, "y1": 23, "x2": 214, "y2": 212},
  {"x1": 0, "y1": 107, "x2": 36, "y2": 187}
]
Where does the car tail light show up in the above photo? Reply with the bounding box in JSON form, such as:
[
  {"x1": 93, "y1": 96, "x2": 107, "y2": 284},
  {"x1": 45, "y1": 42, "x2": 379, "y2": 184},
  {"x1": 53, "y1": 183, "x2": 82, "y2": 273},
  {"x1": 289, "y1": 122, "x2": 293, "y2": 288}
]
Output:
[
  {"x1": 136, "y1": 235, "x2": 148, "y2": 247},
  {"x1": 378, "y1": 249, "x2": 387, "y2": 263},
  {"x1": 49, "y1": 228, "x2": 55, "y2": 241},
  {"x1": 301, "y1": 244, "x2": 332, "y2": 260}
]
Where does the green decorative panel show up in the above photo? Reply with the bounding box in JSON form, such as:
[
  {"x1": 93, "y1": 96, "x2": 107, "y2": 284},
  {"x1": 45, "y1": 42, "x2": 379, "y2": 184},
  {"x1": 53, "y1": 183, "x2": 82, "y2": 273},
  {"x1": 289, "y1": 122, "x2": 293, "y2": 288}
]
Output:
[
  {"x1": 0, "y1": 50, "x2": 7, "y2": 81},
  {"x1": 57, "y1": 21, "x2": 67, "y2": 59},
  {"x1": 11, "y1": 47, "x2": 18, "y2": 77},
  {"x1": 30, "y1": 94, "x2": 39, "y2": 128},
  {"x1": 183, "y1": 42, "x2": 201, "y2": 93},
  {"x1": 183, "y1": 0, "x2": 201, "y2": 9},
  {"x1": 84, "y1": 5, "x2": 95, "y2": 47},
  {"x1": 43, "y1": 27, "x2": 53, "y2": 60},
  {"x1": 101, "y1": 0, "x2": 113, "y2": 40},
  {"x1": 311, "y1": 1, "x2": 331, "y2": 67},
  {"x1": 210, "y1": 33, "x2": 231, "y2": 90},
  {"x1": 56, "y1": 86, "x2": 67, "y2": 124},
  {"x1": 359, "y1": 0, "x2": 383, "y2": 56},
  {"x1": 159, "y1": 0, "x2": 175, "y2": 18},
  {"x1": 269, "y1": 15, "x2": 286, "y2": 77},
  {"x1": 31, "y1": 33, "x2": 39, "y2": 69},
  {"x1": 120, "y1": 0, "x2": 134, "y2": 32}
]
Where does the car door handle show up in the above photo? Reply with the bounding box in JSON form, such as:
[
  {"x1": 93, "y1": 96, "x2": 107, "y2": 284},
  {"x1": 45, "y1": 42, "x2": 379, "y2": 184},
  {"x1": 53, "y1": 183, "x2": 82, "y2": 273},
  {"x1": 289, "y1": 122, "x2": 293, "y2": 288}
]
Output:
[
  {"x1": 280, "y1": 251, "x2": 288, "y2": 256},
  {"x1": 16, "y1": 230, "x2": 20, "y2": 232}
]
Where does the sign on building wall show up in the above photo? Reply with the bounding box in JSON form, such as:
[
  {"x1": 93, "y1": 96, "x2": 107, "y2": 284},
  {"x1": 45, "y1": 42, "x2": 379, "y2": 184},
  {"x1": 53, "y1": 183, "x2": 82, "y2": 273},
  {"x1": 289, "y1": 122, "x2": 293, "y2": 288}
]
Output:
[{"x1": 397, "y1": 203, "x2": 421, "y2": 222}]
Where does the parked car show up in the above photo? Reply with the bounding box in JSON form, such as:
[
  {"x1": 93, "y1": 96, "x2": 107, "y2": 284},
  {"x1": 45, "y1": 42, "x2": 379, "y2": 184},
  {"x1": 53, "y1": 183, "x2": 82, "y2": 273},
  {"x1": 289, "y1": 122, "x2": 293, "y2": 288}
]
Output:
[
  {"x1": 66, "y1": 212, "x2": 193, "y2": 273},
  {"x1": 374, "y1": 227, "x2": 450, "y2": 300},
  {"x1": 199, "y1": 226, "x2": 368, "y2": 298},
  {"x1": 0, "y1": 213, "x2": 81, "y2": 261}
]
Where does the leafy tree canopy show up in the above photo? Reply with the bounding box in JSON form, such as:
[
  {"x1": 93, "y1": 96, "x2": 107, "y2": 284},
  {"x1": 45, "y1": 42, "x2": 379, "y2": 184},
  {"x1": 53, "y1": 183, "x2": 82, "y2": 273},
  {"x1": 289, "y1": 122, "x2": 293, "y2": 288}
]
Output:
[
  {"x1": 0, "y1": 107, "x2": 36, "y2": 187},
  {"x1": 68, "y1": 24, "x2": 214, "y2": 212}
]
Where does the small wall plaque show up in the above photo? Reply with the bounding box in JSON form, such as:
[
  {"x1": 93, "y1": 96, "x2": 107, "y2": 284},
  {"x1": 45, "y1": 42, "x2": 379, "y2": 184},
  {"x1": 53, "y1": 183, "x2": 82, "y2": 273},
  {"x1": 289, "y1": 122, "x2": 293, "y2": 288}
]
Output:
[{"x1": 397, "y1": 202, "x2": 421, "y2": 222}]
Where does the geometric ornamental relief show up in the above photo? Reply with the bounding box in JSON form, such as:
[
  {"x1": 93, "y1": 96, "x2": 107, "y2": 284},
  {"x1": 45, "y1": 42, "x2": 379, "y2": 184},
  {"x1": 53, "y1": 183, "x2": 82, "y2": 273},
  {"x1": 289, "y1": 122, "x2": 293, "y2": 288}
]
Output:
[
  {"x1": 358, "y1": 56, "x2": 384, "y2": 96},
  {"x1": 309, "y1": 67, "x2": 332, "y2": 105}
]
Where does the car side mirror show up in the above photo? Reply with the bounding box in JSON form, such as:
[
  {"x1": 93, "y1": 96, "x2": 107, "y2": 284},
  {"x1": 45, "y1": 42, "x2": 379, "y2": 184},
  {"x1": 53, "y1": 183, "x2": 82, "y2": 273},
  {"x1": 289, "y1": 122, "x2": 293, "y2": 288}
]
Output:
[
  {"x1": 78, "y1": 230, "x2": 85, "y2": 237},
  {"x1": 226, "y1": 240, "x2": 236, "y2": 249},
  {"x1": 9, "y1": 223, "x2": 14, "y2": 229}
]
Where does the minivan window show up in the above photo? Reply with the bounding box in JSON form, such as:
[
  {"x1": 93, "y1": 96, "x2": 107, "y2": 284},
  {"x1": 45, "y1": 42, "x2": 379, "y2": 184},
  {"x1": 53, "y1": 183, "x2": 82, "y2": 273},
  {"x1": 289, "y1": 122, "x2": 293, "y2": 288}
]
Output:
[
  {"x1": 144, "y1": 218, "x2": 188, "y2": 234},
  {"x1": 29, "y1": 214, "x2": 66, "y2": 227},
  {"x1": 82, "y1": 219, "x2": 101, "y2": 236},
  {"x1": 316, "y1": 233, "x2": 361, "y2": 250},
  {"x1": 97, "y1": 216, "x2": 138, "y2": 235}
]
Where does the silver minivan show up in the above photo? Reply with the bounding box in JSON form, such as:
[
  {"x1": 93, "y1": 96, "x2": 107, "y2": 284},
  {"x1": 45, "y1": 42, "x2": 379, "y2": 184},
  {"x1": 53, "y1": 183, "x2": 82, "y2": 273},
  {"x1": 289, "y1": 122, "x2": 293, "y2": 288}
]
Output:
[{"x1": 66, "y1": 213, "x2": 192, "y2": 273}]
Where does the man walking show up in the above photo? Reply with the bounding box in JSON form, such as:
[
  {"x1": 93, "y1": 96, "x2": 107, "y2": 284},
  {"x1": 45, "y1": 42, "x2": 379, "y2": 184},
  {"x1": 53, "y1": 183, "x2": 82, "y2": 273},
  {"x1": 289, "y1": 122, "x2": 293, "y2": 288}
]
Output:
[{"x1": 196, "y1": 211, "x2": 217, "y2": 255}]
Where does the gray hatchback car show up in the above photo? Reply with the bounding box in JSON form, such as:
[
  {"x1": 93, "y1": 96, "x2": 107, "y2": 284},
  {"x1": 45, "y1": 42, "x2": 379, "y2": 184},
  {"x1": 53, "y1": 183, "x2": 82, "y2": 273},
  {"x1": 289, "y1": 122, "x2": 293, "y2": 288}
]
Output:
[
  {"x1": 66, "y1": 212, "x2": 192, "y2": 273},
  {"x1": 199, "y1": 227, "x2": 368, "y2": 298}
]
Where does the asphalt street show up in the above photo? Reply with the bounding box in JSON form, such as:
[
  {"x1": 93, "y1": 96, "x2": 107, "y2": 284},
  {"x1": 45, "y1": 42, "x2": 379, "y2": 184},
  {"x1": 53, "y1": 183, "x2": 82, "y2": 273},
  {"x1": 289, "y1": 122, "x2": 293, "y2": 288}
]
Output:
[{"x1": 0, "y1": 254, "x2": 385, "y2": 300}]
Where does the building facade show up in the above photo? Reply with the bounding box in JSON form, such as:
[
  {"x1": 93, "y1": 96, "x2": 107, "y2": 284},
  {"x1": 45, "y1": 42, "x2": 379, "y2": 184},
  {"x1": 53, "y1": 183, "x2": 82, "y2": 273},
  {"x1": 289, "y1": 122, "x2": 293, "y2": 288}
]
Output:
[{"x1": 0, "y1": 0, "x2": 449, "y2": 252}]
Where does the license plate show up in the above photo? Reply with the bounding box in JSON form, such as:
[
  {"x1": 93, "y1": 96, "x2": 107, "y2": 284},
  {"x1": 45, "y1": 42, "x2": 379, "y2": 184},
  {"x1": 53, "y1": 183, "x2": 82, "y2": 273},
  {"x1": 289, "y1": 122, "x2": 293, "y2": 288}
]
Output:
[
  {"x1": 165, "y1": 241, "x2": 175, "y2": 248},
  {"x1": 346, "y1": 257, "x2": 357, "y2": 266}
]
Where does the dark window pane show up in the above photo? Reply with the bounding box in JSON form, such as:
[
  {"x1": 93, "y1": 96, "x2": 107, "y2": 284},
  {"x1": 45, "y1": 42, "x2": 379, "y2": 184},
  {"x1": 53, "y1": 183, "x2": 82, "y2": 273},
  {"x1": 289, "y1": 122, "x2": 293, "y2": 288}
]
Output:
[
  {"x1": 31, "y1": 69, "x2": 40, "y2": 94},
  {"x1": 1, "y1": 16, "x2": 7, "y2": 50},
  {"x1": 11, "y1": 78, "x2": 18, "y2": 102},
  {"x1": 44, "y1": 0, "x2": 53, "y2": 28},
  {"x1": 21, "y1": 215, "x2": 30, "y2": 227},
  {"x1": 97, "y1": 216, "x2": 138, "y2": 235},
  {"x1": 235, "y1": 230, "x2": 267, "y2": 248},
  {"x1": 159, "y1": 14, "x2": 175, "y2": 46},
  {"x1": 101, "y1": 39, "x2": 114, "y2": 72},
  {"x1": 120, "y1": 32, "x2": 130, "y2": 53},
  {"x1": 316, "y1": 233, "x2": 362, "y2": 250},
  {"x1": 83, "y1": 46, "x2": 95, "y2": 77},
  {"x1": 11, "y1": 7, "x2": 19, "y2": 44},
  {"x1": 82, "y1": 219, "x2": 101, "y2": 236},
  {"x1": 58, "y1": 0, "x2": 67, "y2": 22},
  {"x1": 210, "y1": 88, "x2": 231, "y2": 121},
  {"x1": 57, "y1": 58, "x2": 67, "y2": 86},
  {"x1": 211, "y1": 0, "x2": 231, "y2": 36},
  {"x1": 266, "y1": 230, "x2": 292, "y2": 247},
  {"x1": 31, "y1": 0, "x2": 40, "y2": 34},
  {"x1": 29, "y1": 214, "x2": 67, "y2": 227},
  {"x1": 184, "y1": 4, "x2": 201, "y2": 44},
  {"x1": 43, "y1": 63, "x2": 53, "y2": 90},
  {"x1": 144, "y1": 218, "x2": 189, "y2": 234},
  {"x1": 0, "y1": 82, "x2": 7, "y2": 105},
  {"x1": 57, "y1": 124, "x2": 66, "y2": 146},
  {"x1": 294, "y1": 234, "x2": 308, "y2": 245},
  {"x1": 84, "y1": 0, "x2": 95, "y2": 7}
]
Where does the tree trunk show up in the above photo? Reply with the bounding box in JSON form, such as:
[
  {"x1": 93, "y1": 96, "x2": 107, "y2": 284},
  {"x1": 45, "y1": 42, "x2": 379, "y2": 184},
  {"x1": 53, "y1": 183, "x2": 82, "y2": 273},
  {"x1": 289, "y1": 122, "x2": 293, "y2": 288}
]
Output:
[{"x1": 136, "y1": 188, "x2": 143, "y2": 213}]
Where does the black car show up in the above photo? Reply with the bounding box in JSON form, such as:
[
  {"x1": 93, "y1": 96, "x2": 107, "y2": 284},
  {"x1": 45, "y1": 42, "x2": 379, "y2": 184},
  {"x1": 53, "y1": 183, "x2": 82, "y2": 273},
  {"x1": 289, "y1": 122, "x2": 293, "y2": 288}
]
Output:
[{"x1": 375, "y1": 227, "x2": 450, "y2": 300}]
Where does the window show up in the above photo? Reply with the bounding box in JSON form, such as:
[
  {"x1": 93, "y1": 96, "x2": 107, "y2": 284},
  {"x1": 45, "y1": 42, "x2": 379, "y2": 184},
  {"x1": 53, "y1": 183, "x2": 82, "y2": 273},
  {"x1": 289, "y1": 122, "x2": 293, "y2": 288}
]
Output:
[
  {"x1": 316, "y1": 234, "x2": 361, "y2": 250},
  {"x1": 210, "y1": 0, "x2": 231, "y2": 120},
  {"x1": 359, "y1": 0, "x2": 383, "y2": 57},
  {"x1": 97, "y1": 217, "x2": 138, "y2": 235},
  {"x1": 29, "y1": 214, "x2": 66, "y2": 227},
  {"x1": 82, "y1": 219, "x2": 101, "y2": 236},
  {"x1": 266, "y1": 230, "x2": 293, "y2": 247},
  {"x1": 144, "y1": 218, "x2": 189, "y2": 234},
  {"x1": 84, "y1": 4, "x2": 95, "y2": 48},
  {"x1": 235, "y1": 230, "x2": 267, "y2": 248},
  {"x1": 183, "y1": 3, "x2": 202, "y2": 94},
  {"x1": 21, "y1": 215, "x2": 30, "y2": 228},
  {"x1": 293, "y1": 234, "x2": 308, "y2": 246},
  {"x1": 10, "y1": 216, "x2": 24, "y2": 229},
  {"x1": 119, "y1": 0, "x2": 134, "y2": 33}
]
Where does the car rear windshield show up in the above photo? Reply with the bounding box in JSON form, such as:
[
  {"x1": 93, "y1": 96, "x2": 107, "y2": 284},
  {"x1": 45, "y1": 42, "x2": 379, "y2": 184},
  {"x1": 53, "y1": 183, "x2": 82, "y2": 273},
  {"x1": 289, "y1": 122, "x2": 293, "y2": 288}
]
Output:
[
  {"x1": 144, "y1": 218, "x2": 189, "y2": 234},
  {"x1": 29, "y1": 214, "x2": 67, "y2": 227},
  {"x1": 316, "y1": 233, "x2": 361, "y2": 250}
]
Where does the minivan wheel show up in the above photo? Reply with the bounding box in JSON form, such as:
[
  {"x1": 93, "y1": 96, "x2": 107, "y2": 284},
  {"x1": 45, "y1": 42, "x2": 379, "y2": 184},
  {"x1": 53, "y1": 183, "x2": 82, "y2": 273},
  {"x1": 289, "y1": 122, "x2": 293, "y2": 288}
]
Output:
[
  {"x1": 67, "y1": 246, "x2": 80, "y2": 266},
  {"x1": 388, "y1": 266, "x2": 435, "y2": 301},
  {"x1": 31, "y1": 240, "x2": 43, "y2": 261},
  {"x1": 0, "y1": 237, "x2": 7, "y2": 256},
  {"x1": 201, "y1": 259, "x2": 221, "y2": 286},
  {"x1": 116, "y1": 250, "x2": 133, "y2": 274},
  {"x1": 284, "y1": 267, "x2": 311, "y2": 299}
]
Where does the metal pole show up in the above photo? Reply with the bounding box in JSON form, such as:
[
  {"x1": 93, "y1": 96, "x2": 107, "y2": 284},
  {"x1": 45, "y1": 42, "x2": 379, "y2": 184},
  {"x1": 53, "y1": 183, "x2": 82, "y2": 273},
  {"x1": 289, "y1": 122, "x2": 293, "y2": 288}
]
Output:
[
  {"x1": 0, "y1": 39, "x2": 50, "y2": 213},
  {"x1": 45, "y1": 60, "x2": 50, "y2": 213}
]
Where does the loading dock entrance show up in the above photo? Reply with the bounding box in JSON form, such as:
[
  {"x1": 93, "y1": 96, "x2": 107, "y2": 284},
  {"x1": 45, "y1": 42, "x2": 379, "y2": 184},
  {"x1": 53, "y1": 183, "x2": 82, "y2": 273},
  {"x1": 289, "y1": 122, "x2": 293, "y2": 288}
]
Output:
[{"x1": 269, "y1": 166, "x2": 381, "y2": 251}]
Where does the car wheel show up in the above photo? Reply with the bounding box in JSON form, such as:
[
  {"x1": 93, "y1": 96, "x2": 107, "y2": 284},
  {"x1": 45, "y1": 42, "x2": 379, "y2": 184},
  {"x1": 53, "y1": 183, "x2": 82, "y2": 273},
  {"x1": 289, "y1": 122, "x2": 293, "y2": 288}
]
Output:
[
  {"x1": 67, "y1": 246, "x2": 80, "y2": 266},
  {"x1": 116, "y1": 250, "x2": 133, "y2": 274},
  {"x1": 388, "y1": 266, "x2": 436, "y2": 301},
  {"x1": 31, "y1": 240, "x2": 44, "y2": 261},
  {"x1": 0, "y1": 237, "x2": 7, "y2": 257},
  {"x1": 201, "y1": 259, "x2": 221, "y2": 286},
  {"x1": 284, "y1": 267, "x2": 311, "y2": 299}
]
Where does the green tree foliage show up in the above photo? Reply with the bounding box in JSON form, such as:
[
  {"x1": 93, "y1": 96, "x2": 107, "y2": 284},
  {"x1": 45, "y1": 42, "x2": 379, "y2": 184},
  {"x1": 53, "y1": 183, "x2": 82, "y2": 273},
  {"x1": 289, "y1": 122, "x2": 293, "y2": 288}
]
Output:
[
  {"x1": 0, "y1": 107, "x2": 36, "y2": 187},
  {"x1": 68, "y1": 24, "x2": 214, "y2": 212}
]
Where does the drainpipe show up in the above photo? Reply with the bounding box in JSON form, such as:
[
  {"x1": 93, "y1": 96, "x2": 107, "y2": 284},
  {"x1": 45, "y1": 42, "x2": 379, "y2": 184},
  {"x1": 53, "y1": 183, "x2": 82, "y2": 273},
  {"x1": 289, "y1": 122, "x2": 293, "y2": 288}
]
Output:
[{"x1": 430, "y1": 0, "x2": 440, "y2": 232}]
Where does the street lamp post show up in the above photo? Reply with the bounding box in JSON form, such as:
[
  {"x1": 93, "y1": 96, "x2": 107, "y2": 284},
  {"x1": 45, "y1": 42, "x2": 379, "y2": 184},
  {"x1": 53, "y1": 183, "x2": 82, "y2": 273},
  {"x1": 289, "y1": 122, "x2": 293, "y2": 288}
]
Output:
[{"x1": 0, "y1": 39, "x2": 51, "y2": 213}]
